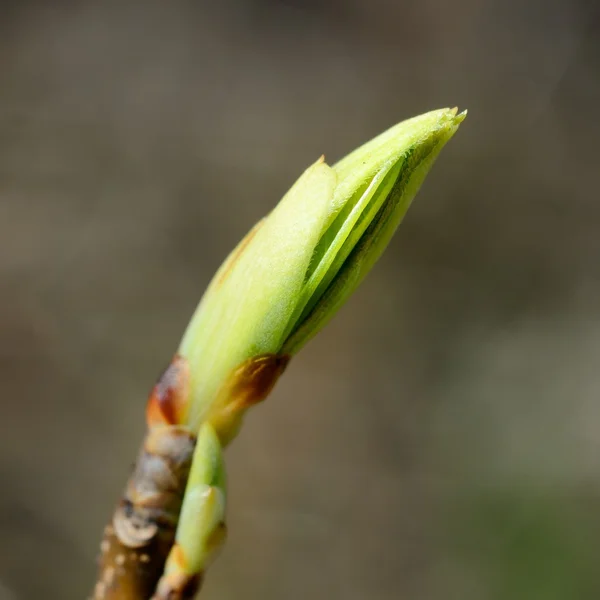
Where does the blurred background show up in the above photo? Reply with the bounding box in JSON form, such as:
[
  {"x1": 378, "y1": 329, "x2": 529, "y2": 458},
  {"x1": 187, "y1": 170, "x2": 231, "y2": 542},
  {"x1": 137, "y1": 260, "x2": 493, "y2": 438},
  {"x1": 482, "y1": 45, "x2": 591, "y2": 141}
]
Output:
[{"x1": 1, "y1": 0, "x2": 600, "y2": 598}]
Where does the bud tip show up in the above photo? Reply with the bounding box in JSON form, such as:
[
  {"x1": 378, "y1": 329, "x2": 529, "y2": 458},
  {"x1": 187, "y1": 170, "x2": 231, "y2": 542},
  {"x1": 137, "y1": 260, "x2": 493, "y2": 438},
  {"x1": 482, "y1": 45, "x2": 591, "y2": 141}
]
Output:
[{"x1": 454, "y1": 108, "x2": 468, "y2": 123}]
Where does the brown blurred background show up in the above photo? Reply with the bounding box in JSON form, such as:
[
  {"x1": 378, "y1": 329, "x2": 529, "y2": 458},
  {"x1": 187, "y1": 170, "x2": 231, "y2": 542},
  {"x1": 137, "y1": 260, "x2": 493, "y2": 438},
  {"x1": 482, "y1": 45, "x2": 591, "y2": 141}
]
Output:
[{"x1": 1, "y1": 1, "x2": 600, "y2": 599}]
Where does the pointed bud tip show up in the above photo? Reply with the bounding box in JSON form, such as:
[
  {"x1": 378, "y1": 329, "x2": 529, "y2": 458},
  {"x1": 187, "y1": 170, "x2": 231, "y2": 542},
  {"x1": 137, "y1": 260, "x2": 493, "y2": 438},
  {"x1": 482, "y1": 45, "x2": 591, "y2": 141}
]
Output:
[
  {"x1": 452, "y1": 107, "x2": 468, "y2": 124},
  {"x1": 440, "y1": 106, "x2": 467, "y2": 127}
]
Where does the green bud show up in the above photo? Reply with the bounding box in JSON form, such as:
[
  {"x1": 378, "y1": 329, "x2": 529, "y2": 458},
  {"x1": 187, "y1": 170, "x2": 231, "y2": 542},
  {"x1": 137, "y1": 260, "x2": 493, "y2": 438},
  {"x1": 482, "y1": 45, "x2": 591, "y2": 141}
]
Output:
[
  {"x1": 179, "y1": 108, "x2": 466, "y2": 429},
  {"x1": 172, "y1": 423, "x2": 226, "y2": 574}
]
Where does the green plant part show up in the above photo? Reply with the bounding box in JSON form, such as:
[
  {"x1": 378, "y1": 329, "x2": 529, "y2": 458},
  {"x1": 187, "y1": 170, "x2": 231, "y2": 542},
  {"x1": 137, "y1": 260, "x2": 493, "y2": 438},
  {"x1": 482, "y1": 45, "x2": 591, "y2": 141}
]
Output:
[
  {"x1": 179, "y1": 107, "x2": 466, "y2": 434},
  {"x1": 91, "y1": 107, "x2": 466, "y2": 599},
  {"x1": 151, "y1": 423, "x2": 227, "y2": 600}
]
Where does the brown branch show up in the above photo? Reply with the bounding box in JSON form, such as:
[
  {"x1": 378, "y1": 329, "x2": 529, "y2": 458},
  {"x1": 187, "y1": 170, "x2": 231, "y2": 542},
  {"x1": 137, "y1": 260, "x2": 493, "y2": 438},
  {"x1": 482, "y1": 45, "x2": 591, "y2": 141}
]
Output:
[{"x1": 91, "y1": 357, "x2": 196, "y2": 600}]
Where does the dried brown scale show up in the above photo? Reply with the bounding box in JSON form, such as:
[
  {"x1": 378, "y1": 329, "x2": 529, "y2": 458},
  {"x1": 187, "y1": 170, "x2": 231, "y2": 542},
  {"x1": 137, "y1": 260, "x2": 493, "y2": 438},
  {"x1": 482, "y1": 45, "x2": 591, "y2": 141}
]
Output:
[
  {"x1": 125, "y1": 427, "x2": 196, "y2": 517},
  {"x1": 146, "y1": 355, "x2": 190, "y2": 428},
  {"x1": 151, "y1": 571, "x2": 203, "y2": 600},
  {"x1": 151, "y1": 543, "x2": 204, "y2": 600},
  {"x1": 205, "y1": 353, "x2": 290, "y2": 445},
  {"x1": 151, "y1": 520, "x2": 227, "y2": 600}
]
